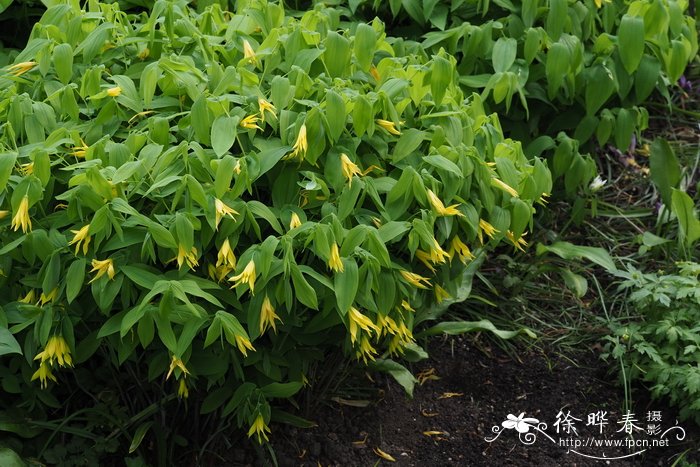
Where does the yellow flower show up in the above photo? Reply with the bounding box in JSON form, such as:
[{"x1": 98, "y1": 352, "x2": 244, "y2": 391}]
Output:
[
  {"x1": 34, "y1": 335, "x2": 72, "y2": 367},
  {"x1": 20, "y1": 162, "x2": 33, "y2": 175},
  {"x1": 137, "y1": 48, "x2": 150, "y2": 60},
  {"x1": 284, "y1": 124, "x2": 307, "y2": 161},
  {"x1": 240, "y1": 114, "x2": 262, "y2": 131},
  {"x1": 216, "y1": 238, "x2": 237, "y2": 270},
  {"x1": 289, "y1": 212, "x2": 302, "y2": 230},
  {"x1": 491, "y1": 178, "x2": 519, "y2": 198},
  {"x1": 242, "y1": 39, "x2": 257, "y2": 66},
  {"x1": 174, "y1": 245, "x2": 199, "y2": 270},
  {"x1": 340, "y1": 153, "x2": 362, "y2": 186},
  {"x1": 177, "y1": 378, "x2": 189, "y2": 398},
  {"x1": 415, "y1": 250, "x2": 437, "y2": 273},
  {"x1": 376, "y1": 119, "x2": 402, "y2": 135},
  {"x1": 71, "y1": 138, "x2": 89, "y2": 158},
  {"x1": 31, "y1": 361, "x2": 57, "y2": 388},
  {"x1": 7, "y1": 61, "x2": 36, "y2": 77},
  {"x1": 348, "y1": 306, "x2": 380, "y2": 344},
  {"x1": 0, "y1": 210, "x2": 8, "y2": 220},
  {"x1": 429, "y1": 238, "x2": 450, "y2": 264},
  {"x1": 328, "y1": 243, "x2": 344, "y2": 273},
  {"x1": 594, "y1": 0, "x2": 612, "y2": 7},
  {"x1": 536, "y1": 192, "x2": 550, "y2": 206},
  {"x1": 18, "y1": 290, "x2": 36, "y2": 304},
  {"x1": 106, "y1": 86, "x2": 122, "y2": 97},
  {"x1": 506, "y1": 230, "x2": 529, "y2": 252},
  {"x1": 400, "y1": 270, "x2": 432, "y2": 289},
  {"x1": 247, "y1": 414, "x2": 271, "y2": 443},
  {"x1": 89, "y1": 258, "x2": 116, "y2": 283},
  {"x1": 11, "y1": 195, "x2": 32, "y2": 233},
  {"x1": 166, "y1": 355, "x2": 190, "y2": 380},
  {"x1": 233, "y1": 160, "x2": 242, "y2": 175},
  {"x1": 260, "y1": 295, "x2": 282, "y2": 334},
  {"x1": 356, "y1": 334, "x2": 378, "y2": 364},
  {"x1": 435, "y1": 284, "x2": 451, "y2": 303},
  {"x1": 215, "y1": 198, "x2": 238, "y2": 230},
  {"x1": 229, "y1": 260, "x2": 256, "y2": 294},
  {"x1": 258, "y1": 98, "x2": 277, "y2": 123},
  {"x1": 69, "y1": 224, "x2": 91, "y2": 255},
  {"x1": 426, "y1": 189, "x2": 464, "y2": 217},
  {"x1": 235, "y1": 334, "x2": 255, "y2": 357},
  {"x1": 376, "y1": 314, "x2": 400, "y2": 337},
  {"x1": 448, "y1": 236, "x2": 475, "y2": 264},
  {"x1": 400, "y1": 300, "x2": 414, "y2": 312},
  {"x1": 478, "y1": 219, "x2": 499, "y2": 244},
  {"x1": 39, "y1": 288, "x2": 58, "y2": 305},
  {"x1": 369, "y1": 65, "x2": 381, "y2": 81}
]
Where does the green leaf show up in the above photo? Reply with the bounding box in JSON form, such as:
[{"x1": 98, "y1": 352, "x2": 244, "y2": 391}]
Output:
[
  {"x1": 261, "y1": 382, "x2": 303, "y2": 398},
  {"x1": 393, "y1": 129, "x2": 426, "y2": 163},
  {"x1": 430, "y1": 55, "x2": 452, "y2": 106},
  {"x1": 559, "y1": 268, "x2": 588, "y2": 298},
  {"x1": 536, "y1": 241, "x2": 617, "y2": 272},
  {"x1": 53, "y1": 43, "x2": 73, "y2": 85},
  {"x1": 0, "y1": 153, "x2": 17, "y2": 192},
  {"x1": 128, "y1": 422, "x2": 153, "y2": 454},
  {"x1": 618, "y1": 15, "x2": 645, "y2": 74},
  {"x1": 418, "y1": 319, "x2": 536, "y2": 340},
  {"x1": 66, "y1": 259, "x2": 86, "y2": 304},
  {"x1": 211, "y1": 115, "x2": 239, "y2": 157},
  {"x1": 649, "y1": 138, "x2": 681, "y2": 208},
  {"x1": 335, "y1": 258, "x2": 358, "y2": 314},
  {"x1": 353, "y1": 23, "x2": 376, "y2": 71},
  {"x1": 271, "y1": 409, "x2": 317, "y2": 428},
  {"x1": 492, "y1": 37, "x2": 517, "y2": 73},
  {"x1": 324, "y1": 31, "x2": 351, "y2": 78},
  {"x1": 0, "y1": 328, "x2": 22, "y2": 356},
  {"x1": 0, "y1": 447, "x2": 26, "y2": 467},
  {"x1": 671, "y1": 189, "x2": 700, "y2": 247},
  {"x1": 368, "y1": 359, "x2": 417, "y2": 397}
]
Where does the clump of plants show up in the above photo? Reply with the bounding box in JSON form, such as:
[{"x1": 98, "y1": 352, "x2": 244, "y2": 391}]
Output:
[
  {"x1": 604, "y1": 262, "x2": 700, "y2": 424},
  {"x1": 0, "y1": 0, "x2": 550, "y2": 461}
]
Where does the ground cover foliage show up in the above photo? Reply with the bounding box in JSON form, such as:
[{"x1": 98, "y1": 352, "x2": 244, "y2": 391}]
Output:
[{"x1": 0, "y1": 0, "x2": 697, "y2": 464}]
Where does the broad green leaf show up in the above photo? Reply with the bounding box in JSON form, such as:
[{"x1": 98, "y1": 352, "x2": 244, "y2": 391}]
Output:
[
  {"x1": 66, "y1": 259, "x2": 86, "y2": 304},
  {"x1": 324, "y1": 31, "x2": 351, "y2": 78},
  {"x1": 536, "y1": 241, "x2": 617, "y2": 272},
  {"x1": 492, "y1": 37, "x2": 517, "y2": 73},
  {"x1": 418, "y1": 319, "x2": 536, "y2": 340},
  {"x1": 671, "y1": 189, "x2": 700, "y2": 247},
  {"x1": 618, "y1": 15, "x2": 645, "y2": 74},
  {"x1": 649, "y1": 139, "x2": 681, "y2": 208},
  {"x1": 261, "y1": 382, "x2": 303, "y2": 398},
  {"x1": 353, "y1": 23, "x2": 376, "y2": 71},
  {"x1": 335, "y1": 258, "x2": 358, "y2": 314},
  {"x1": 128, "y1": 422, "x2": 153, "y2": 454},
  {"x1": 368, "y1": 358, "x2": 417, "y2": 397},
  {"x1": 0, "y1": 328, "x2": 22, "y2": 356},
  {"x1": 211, "y1": 115, "x2": 238, "y2": 157}
]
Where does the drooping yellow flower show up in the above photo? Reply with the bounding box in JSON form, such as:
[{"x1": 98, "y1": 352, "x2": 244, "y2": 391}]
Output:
[
  {"x1": 229, "y1": 260, "x2": 256, "y2": 294},
  {"x1": 260, "y1": 295, "x2": 282, "y2": 334},
  {"x1": 258, "y1": 98, "x2": 277, "y2": 123},
  {"x1": 71, "y1": 138, "x2": 89, "y2": 158},
  {"x1": 174, "y1": 245, "x2": 199, "y2": 270},
  {"x1": 11, "y1": 195, "x2": 32, "y2": 233},
  {"x1": 415, "y1": 250, "x2": 437, "y2": 273},
  {"x1": 248, "y1": 414, "x2": 271, "y2": 443},
  {"x1": 31, "y1": 361, "x2": 57, "y2": 388},
  {"x1": 240, "y1": 114, "x2": 262, "y2": 131},
  {"x1": 376, "y1": 119, "x2": 402, "y2": 135},
  {"x1": 7, "y1": 61, "x2": 36, "y2": 77},
  {"x1": 448, "y1": 236, "x2": 475, "y2": 264},
  {"x1": 400, "y1": 270, "x2": 432, "y2": 289},
  {"x1": 106, "y1": 86, "x2": 122, "y2": 97},
  {"x1": 491, "y1": 178, "x2": 519, "y2": 198},
  {"x1": 34, "y1": 336, "x2": 72, "y2": 367},
  {"x1": 69, "y1": 224, "x2": 91, "y2": 255},
  {"x1": 235, "y1": 334, "x2": 255, "y2": 357},
  {"x1": 537, "y1": 192, "x2": 550, "y2": 206},
  {"x1": 242, "y1": 39, "x2": 257, "y2": 66},
  {"x1": 348, "y1": 306, "x2": 380, "y2": 343},
  {"x1": 594, "y1": 0, "x2": 612, "y2": 7},
  {"x1": 369, "y1": 65, "x2": 381, "y2": 81},
  {"x1": 426, "y1": 189, "x2": 465, "y2": 217},
  {"x1": 478, "y1": 219, "x2": 499, "y2": 244},
  {"x1": 177, "y1": 378, "x2": 189, "y2": 398},
  {"x1": 137, "y1": 48, "x2": 150, "y2": 60},
  {"x1": 429, "y1": 238, "x2": 450, "y2": 264},
  {"x1": 506, "y1": 230, "x2": 529, "y2": 252},
  {"x1": 356, "y1": 334, "x2": 378, "y2": 364},
  {"x1": 328, "y1": 243, "x2": 344, "y2": 273},
  {"x1": 216, "y1": 238, "x2": 236, "y2": 271},
  {"x1": 435, "y1": 284, "x2": 451, "y2": 303},
  {"x1": 89, "y1": 258, "x2": 116, "y2": 283},
  {"x1": 289, "y1": 212, "x2": 302, "y2": 230},
  {"x1": 166, "y1": 355, "x2": 190, "y2": 380},
  {"x1": 18, "y1": 290, "x2": 36, "y2": 304},
  {"x1": 233, "y1": 160, "x2": 242, "y2": 175},
  {"x1": 340, "y1": 153, "x2": 362, "y2": 186},
  {"x1": 20, "y1": 162, "x2": 33, "y2": 175},
  {"x1": 39, "y1": 288, "x2": 58, "y2": 305},
  {"x1": 214, "y1": 198, "x2": 238, "y2": 230},
  {"x1": 400, "y1": 300, "x2": 414, "y2": 312},
  {"x1": 376, "y1": 314, "x2": 400, "y2": 337},
  {"x1": 284, "y1": 124, "x2": 307, "y2": 161}
]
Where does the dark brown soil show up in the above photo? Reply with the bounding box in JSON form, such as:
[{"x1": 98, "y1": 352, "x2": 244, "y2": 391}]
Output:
[{"x1": 263, "y1": 335, "x2": 699, "y2": 467}]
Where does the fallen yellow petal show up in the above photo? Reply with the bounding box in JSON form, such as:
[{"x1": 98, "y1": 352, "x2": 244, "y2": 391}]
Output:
[{"x1": 373, "y1": 447, "x2": 396, "y2": 462}]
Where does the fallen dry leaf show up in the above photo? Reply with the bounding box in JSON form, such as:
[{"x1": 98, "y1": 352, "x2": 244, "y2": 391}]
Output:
[
  {"x1": 373, "y1": 447, "x2": 396, "y2": 462},
  {"x1": 438, "y1": 392, "x2": 463, "y2": 399}
]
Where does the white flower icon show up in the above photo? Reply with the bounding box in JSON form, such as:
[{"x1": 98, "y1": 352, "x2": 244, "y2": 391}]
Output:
[{"x1": 502, "y1": 413, "x2": 540, "y2": 433}]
